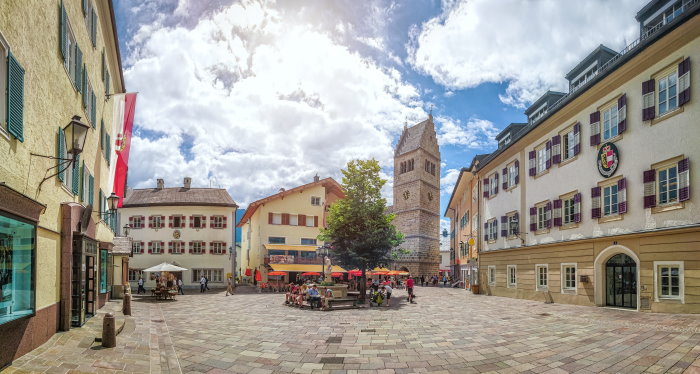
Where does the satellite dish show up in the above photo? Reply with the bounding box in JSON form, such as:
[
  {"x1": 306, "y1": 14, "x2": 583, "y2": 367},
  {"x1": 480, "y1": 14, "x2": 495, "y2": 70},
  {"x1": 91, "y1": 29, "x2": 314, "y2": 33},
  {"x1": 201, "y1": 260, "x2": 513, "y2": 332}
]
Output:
[{"x1": 80, "y1": 204, "x2": 93, "y2": 233}]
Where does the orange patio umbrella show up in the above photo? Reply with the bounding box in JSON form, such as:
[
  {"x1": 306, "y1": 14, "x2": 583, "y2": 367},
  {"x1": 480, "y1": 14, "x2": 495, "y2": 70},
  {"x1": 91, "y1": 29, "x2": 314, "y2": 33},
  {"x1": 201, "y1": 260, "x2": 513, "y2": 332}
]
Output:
[
  {"x1": 386, "y1": 270, "x2": 402, "y2": 275},
  {"x1": 268, "y1": 271, "x2": 287, "y2": 276},
  {"x1": 300, "y1": 272, "x2": 321, "y2": 276},
  {"x1": 331, "y1": 272, "x2": 343, "y2": 277}
]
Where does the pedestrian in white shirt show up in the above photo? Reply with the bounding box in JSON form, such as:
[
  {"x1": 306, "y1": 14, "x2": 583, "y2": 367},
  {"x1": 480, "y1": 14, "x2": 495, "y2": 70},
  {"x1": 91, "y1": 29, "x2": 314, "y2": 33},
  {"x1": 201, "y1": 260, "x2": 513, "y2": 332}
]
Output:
[
  {"x1": 382, "y1": 285, "x2": 392, "y2": 307},
  {"x1": 200, "y1": 276, "x2": 206, "y2": 293}
]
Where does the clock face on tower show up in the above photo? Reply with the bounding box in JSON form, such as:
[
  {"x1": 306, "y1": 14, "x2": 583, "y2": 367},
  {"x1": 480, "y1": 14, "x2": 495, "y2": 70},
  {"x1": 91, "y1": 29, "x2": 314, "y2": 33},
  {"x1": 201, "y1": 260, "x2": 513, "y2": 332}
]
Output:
[{"x1": 403, "y1": 190, "x2": 410, "y2": 200}]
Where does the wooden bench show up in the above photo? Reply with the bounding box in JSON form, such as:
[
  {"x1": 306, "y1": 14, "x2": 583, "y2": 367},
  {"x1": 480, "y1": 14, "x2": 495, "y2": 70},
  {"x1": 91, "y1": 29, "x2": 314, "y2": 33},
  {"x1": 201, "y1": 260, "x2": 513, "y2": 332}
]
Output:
[{"x1": 324, "y1": 297, "x2": 358, "y2": 310}]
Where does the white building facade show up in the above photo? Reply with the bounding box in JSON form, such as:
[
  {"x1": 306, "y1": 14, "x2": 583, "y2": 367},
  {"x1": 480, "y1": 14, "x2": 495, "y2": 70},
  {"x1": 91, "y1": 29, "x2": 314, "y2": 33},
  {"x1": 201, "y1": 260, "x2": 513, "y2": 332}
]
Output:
[{"x1": 120, "y1": 178, "x2": 238, "y2": 289}]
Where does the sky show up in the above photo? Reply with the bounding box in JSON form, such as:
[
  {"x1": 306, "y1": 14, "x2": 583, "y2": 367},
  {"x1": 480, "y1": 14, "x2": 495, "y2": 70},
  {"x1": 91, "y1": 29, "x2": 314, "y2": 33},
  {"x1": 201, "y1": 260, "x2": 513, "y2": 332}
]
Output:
[{"x1": 113, "y1": 0, "x2": 649, "y2": 233}]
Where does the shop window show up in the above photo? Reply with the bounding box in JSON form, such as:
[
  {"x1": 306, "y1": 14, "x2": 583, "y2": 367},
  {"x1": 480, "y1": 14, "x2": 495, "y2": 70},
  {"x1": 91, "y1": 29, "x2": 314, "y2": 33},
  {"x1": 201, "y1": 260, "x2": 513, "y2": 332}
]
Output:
[
  {"x1": 0, "y1": 213, "x2": 36, "y2": 325},
  {"x1": 192, "y1": 269, "x2": 223, "y2": 283},
  {"x1": 99, "y1": 249, "x2": 108, "y2": 293},
  {"x1": 301, "y1": 238, "x2": 317, "y2": 245},
  {"x1": 128, "y1": 269, "x2": 142, "y2": 282}
]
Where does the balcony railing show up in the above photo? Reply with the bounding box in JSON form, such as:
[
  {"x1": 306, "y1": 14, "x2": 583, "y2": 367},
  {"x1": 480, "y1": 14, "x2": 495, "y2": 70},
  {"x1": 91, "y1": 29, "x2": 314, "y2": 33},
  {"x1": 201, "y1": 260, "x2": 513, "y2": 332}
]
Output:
[{"x1": 267, "y1": 255, "x2": 322, "y2": 265}]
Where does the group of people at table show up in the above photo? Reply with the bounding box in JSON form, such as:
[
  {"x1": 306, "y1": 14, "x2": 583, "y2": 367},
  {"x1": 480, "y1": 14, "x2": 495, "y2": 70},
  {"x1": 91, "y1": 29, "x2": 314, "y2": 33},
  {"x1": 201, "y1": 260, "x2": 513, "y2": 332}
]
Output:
[{"x1": 284, "y1": 277, "x2": 402, "y2": 309}]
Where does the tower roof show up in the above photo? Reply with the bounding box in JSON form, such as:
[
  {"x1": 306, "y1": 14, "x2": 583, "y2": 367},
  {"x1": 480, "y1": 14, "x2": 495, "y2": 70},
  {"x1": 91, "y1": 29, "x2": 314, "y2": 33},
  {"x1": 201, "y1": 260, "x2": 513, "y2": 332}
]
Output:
[{"x1": 395, "y1": 115, "x2": 437, "y2": 156}]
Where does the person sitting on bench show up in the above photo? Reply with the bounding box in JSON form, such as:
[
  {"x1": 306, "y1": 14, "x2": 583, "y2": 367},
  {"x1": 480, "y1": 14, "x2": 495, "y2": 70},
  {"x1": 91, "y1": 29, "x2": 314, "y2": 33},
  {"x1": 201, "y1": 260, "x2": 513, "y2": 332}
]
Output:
[
  {"x1": 285, "y1": 284, "x2": 299, "y2": 304},
  {"x1": 322, "y1": 288, "x2": 334, "y2": 309},
  {"x1": 307, "y1": 284, "x2": 321, "y2": 309}
]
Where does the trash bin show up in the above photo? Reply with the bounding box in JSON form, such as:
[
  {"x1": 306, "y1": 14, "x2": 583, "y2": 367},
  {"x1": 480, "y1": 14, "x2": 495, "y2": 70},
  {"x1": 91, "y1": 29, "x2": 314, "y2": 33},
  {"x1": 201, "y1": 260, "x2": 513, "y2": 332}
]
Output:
[{"x1": 471, "y1": 284, "x2": 479, "y2": 294}]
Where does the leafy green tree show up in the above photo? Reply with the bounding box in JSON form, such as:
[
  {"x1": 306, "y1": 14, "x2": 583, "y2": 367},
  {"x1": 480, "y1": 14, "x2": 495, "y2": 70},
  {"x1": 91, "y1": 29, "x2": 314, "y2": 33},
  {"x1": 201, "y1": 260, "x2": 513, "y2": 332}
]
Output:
[{"x1": 318, "y1": 159, "x2": 404, "y2": 302}]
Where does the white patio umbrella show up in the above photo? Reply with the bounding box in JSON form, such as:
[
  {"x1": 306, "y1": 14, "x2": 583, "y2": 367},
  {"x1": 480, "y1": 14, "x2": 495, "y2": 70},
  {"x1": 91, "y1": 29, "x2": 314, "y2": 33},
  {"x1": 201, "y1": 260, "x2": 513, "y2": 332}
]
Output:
[{"x1": 142, "y1": 262, "x2": 188, "y2": 272}]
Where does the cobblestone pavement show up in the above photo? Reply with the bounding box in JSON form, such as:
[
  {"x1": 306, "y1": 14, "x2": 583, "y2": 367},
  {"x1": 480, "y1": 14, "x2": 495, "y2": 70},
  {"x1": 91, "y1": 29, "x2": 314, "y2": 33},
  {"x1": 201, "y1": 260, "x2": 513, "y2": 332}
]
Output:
[{"x1": 3, "y1": 286, "x2": 700, "y2": 374}]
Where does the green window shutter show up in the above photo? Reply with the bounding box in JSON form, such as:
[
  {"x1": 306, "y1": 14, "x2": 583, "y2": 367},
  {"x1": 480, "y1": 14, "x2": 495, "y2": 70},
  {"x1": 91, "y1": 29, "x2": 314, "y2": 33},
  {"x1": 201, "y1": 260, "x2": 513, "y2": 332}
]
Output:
[
  {"x1": 106, "y1": 134, "x2": 111, "y2": 165},
  {"x1": 7, "y1": 52, "x2": 25, "y2": 142},
  {"x1": 99, "y1": 119, "x2": 104, "y2": 149},
  {"x1": 79, "y1": 161, "x2": 85, "y2": 201},
  {"x1": 57, "y1": 127, "x2": 66, "y2": 182},
  {"x1": 88, "y1": 174, "x2": 94, "y2": 206},
  {"x1": 60, "y1": 1, "x2": 66, "y2": 60},
  {"x1": 101, "y1": 50, "x2": 105, "y2": 81},
  {"x1": 75, "y1": 46, "x2": 82, "y2": 92},
  {"x1": 82, "y1": 66, "x2": 88, "y2": 108},
  {"x1": 91, "y1": 10, "x2": 97, "y2": 47},
  {"x1": 72, "y1": 154, "x2": 80, "y2": 195},
  {"x1": 98, "y1": 190, "x2": 103, "y2": 215},
  {"x1": 105, "y1": 73, "x2": 110, "y2": 96},
  {"x1": 82, "y1": 0, "x2": 87, "y2": 14},
  {"x1": 91, "y1": 92, "x2": 96, "y2": 127}
]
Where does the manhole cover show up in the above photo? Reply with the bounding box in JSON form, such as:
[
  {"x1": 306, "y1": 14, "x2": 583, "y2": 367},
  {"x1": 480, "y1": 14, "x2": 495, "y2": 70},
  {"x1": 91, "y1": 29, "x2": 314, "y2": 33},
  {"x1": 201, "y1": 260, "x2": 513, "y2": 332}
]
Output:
[
  {"x1": 360, "y1": 329, "x2": 376, "y2": 332},
  {"x1": 326, "y1": 337, "x2": 342, "y2": 343},
  {"x1": 320, "y1": 357, "x2": 344, "y2": 364},
  {"x1": 151, "y1": 319, "x2": 164, "y2": 323}
]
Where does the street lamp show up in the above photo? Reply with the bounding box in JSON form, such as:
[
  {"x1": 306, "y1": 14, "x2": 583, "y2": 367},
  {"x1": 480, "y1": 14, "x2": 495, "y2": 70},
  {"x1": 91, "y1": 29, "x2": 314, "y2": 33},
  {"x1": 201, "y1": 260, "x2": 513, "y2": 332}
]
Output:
[
  {"x1": 34, "y1": 115, "x2": 91, "y2": 193},
  {"x1": 316, "y1": 245, "x2": 329, "y2": 281},
  {"x1": 98, "y1": 192, "x2": 120, "y2": 219},
  {"x1": 122, "y1": 224, "x2": 130, "y2": 236}
]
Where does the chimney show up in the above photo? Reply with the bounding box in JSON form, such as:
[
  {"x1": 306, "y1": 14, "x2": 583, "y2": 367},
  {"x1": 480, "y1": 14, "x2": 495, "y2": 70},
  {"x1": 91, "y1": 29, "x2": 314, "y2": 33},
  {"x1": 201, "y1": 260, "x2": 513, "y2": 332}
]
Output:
[
  {"x1": 156, "y1": 179, "x2": 164, "y2": 190},
  {"x1": 279, "y1": 188, "x2": 285, "y2": 193},
  {"x1": 184, "y1": 177, "x2": 192, "y2": 189},
  {"x1": 313, "y1": 174, "x2": 320, "y2": 183}
]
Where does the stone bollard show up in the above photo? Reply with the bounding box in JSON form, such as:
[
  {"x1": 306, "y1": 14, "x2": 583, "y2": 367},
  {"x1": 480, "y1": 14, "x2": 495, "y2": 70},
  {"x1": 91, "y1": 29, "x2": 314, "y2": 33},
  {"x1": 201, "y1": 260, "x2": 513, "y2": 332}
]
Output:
[
  {"x1": 102, "y1": 313, "x2": 116, "y2": 348},
  {"x1": 122, "y1": 294, "x2": 131, "y2": 316}
]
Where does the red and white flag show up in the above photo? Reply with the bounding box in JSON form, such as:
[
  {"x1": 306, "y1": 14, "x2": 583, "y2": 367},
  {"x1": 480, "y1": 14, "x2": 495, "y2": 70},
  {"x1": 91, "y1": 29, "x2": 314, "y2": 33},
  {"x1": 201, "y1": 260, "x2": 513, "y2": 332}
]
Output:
[{"x1": 109, "y1": 93, "x2": 137, "y2": 208}]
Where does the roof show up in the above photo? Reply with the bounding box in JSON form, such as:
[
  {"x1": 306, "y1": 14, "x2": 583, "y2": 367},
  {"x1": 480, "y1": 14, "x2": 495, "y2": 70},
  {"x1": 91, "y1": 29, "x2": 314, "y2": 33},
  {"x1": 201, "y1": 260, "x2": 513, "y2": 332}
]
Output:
[
  {"x1": 236, "y1": 178, "x2": 344, "y2": 227},
  {"x1": 565, "y1": 44, "x2": 618, "y2": 81},
  {"x1": 636, "y1": 0, "x2": 668, "y2": 21},
  {"x1": 443, "y1": 153, "x2": 489, "y2": 217},
  {"x1": 395, "y1": 115, "x2": 436, "y2": 156},
  {"x1": 111, "y1": 236, "x2": 132, "y2": 255},
  {"x1": 476, "y1": 4, "x2": 699, "y2": 174},
  {"x1": 524, "y1": 91, "x2": 566, "y2": 116},
  {"x1": 495, "y1": 123, "x2": 527, "y2": 141},
  {"x1": 122, "y1": 187, "x2": 238, "y2": 208}
]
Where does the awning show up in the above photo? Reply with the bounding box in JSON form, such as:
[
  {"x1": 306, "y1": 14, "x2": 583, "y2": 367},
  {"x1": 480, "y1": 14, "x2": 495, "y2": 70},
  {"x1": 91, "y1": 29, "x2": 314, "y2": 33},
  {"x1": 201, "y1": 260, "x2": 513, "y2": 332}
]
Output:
[
  {"x1": 264, "y1": 244, "x2": 318, "y2": 252},
  {"x1": 269, "y1": 264, "x2": 347, "y2": 272},
  {"x1": 372, "y1": 267, "x2": 391, "y2": 272}
]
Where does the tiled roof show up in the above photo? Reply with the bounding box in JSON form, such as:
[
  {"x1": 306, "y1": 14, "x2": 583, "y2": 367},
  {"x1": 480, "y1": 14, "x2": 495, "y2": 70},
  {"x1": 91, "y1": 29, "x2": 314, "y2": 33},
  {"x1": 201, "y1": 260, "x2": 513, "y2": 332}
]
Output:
[
  {"x1": 395, "y1": 117, "x2": 432, "y2": 155},
  {"x1": 122, "y1": 187, "x2": 237, "y2": 208}
]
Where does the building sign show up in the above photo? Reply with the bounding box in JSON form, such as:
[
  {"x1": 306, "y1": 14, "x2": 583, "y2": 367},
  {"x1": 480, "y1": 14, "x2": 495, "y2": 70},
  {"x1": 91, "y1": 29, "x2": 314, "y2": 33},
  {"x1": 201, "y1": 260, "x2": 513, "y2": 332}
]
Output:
[
  {"x1": 597, "y1": 142, "x2": 619, "y2": 178},
  {"x1": 270, "y1": 255, "x2": 294, "y2": 264}
]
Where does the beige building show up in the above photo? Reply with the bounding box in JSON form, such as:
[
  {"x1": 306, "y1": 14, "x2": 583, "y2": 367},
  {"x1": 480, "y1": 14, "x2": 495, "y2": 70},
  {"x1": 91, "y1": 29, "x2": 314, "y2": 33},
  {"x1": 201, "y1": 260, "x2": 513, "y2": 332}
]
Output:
[
  {"x1": 120, "y1": 178, "x2": 238, "y2": 289},
  {"x1": 0, "y1": 0, "x2": 126, "y2": 367},
  {"x1": 477, "y1": 0, "x2": 700, "y2": 313},
  {"x1": 392, "y1": 116, "x2": 441, "y2": 276},
  {"x1": 237, "y1": 177, "x2": 344, "y2": 283}
]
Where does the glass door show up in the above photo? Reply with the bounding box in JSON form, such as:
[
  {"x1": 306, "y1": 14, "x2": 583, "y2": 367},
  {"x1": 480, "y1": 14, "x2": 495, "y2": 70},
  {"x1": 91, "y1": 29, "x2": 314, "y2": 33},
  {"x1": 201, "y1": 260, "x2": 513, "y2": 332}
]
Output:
[
  {"x1": 605, "y1": 254, "x2": 637, "y2": 308},
  {"x1": 86, "y1": 255, "x2": 95, "y2": 317}
]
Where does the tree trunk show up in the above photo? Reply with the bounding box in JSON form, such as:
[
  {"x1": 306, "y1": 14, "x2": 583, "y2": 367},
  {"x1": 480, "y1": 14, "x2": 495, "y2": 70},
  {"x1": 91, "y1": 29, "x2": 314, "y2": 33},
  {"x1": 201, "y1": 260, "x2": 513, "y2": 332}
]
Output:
[{"x1": 359, "y1": 268, "x2": 367, "y2": 304}]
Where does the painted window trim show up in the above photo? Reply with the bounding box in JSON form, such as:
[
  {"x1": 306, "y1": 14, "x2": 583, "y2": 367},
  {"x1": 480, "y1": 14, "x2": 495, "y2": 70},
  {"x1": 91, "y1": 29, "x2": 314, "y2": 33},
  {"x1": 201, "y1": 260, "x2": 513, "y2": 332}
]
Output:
[
  {"x1": 561, "y1": 263, "x2": 577, "y2": 294},
  {"x1": 535, "y1": 201, "x2": 549, "y2": 234},
  {"x1": 597, "y1": 175, "x2": 623, "y2": 221},
  {"x1": 653, "y1": 261, "x2": 684, "y2": 303},
  {"x1": 559, "y1": 191, "x2": 578, "y2": 228},
  {"x1": 558, "y1": 123, "x2": 578, "y2": 165},
  {"x1": 598, "y1": 97, "x2": 621, "y2": 143},
  {"x1": 535, "y1": 264, "x2": 548, "y2": 290},
  {"x1": 488, "y1": 265, "x2": 496, "y2": 286},
  {"x1": 535, "y1": 142, "x2": 548, "y2": 176},
  {"x1": 505, "y1": 210, "x2": 519, "y2": 239},
  {"x1": 651, "y1": 155, "x2": 686, "y2": 213}
]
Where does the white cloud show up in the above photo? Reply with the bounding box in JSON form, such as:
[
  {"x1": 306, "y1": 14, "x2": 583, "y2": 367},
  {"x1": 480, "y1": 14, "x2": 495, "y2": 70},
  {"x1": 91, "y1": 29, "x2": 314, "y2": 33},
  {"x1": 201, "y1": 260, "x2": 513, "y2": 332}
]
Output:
[
  {"x1": 435, "y1": 116, "x2": 499, "y2": 149},
  {"x1": 440, "y1": 168, "x2": 461, "y2": 196},
  {"x1": 124, "y1": 0, "x2": 428, "y2": 206},
  {"x1": 408, "y1": 0, "x2": 646, "y2": 108}
]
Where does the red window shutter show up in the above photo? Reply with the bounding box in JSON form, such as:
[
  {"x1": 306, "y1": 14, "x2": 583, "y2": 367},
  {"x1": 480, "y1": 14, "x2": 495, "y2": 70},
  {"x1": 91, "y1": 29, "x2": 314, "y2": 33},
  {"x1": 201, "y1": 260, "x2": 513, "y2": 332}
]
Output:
[
  {"x1": 529, "y1": 207, "x2": 537, "y2": 232},
  {"x1": 642, "y1": 79, "x2": 656, "y2": 121},
  {"x1": 528, "y1": 151, "x2": 536, "y2": 176},
  {"x1": 643, "y1": 169, "x2": 657, "y2": 208},
  {"x1": 678, "y1": 158, "x2": 690, "y2": 202},
  {"x1": 617, "y1": 178, "x2": 627, "y2": 214},
  {"x1": 574, "y1": 193, "x2": 582, "y2": 223},
  {"x1": 190, "y1": 216, "x2": 194, "y2": 228},
  {"x1": 268, "y1": 212, "x2": 273, "y2": 224},
  {"x1": 553, "y1": 199, "x2": 562, "y2": 227},
  {"x1": 148, "y1": 241, "x2": 152, "y2": 254},
  {"x1": 589, "y1": 111, "x2": 601, "y2": 146},
  {"x1": 223, "y1": 216, "x2": 228, "y2": 228},
  {"x1": 202, "y1": 216, "x2": 207, "y2": 228},
  {"x1": 545, "y1": 140, "x2": 552, "y2": 169},
  {"x1": 299, "y1": 214, "x2": 306, "y2": 226},
  {"x1": 282, "y1": 213, "x2": 289, "y2": 225},
  {"x1": 502, "y1": 168, "x2": 508, "y2": 190},
  {"x1": 591, "y1": 187, "x2": 602, "y2": 218},
  {"x1": 129, "y1": 216, "x2": 134, "y2": 227},
  {"x1": 500, "y1": 215, "x2": 507, "y2": 238},
  {"x1": 168, "y1": 215, "x2": 173, "y2": 228},
  {"x1": 514, "y1": 160, "x2": 519, "y2": 185},
  {"x1": 314, "y1": 216, "x2": 319, "y2": 227},
  {"x1": 160, "y1": 216, "x2": 165, "y2": 228},
  {"x1": 573, "y1": 123, "x2": 581, "y2": 155},
  {"x1": 617, "y1": 94, "x2": 627, "y2": 134},
  {"x1": 545, "y1": 201, "x2": 552, "y2": 228},
  {"x1": 678, "y1": 57, "x2": 691, "y2": 106},
  {"x1": 483, "y1": 178, "x2": 489, "y2": 198},
  {"x1": 551, "y1": 135, "x2": 561, "y2": 164},
  {"x1": 210, "y1": 242, "x2": 214, "y2": 254}
]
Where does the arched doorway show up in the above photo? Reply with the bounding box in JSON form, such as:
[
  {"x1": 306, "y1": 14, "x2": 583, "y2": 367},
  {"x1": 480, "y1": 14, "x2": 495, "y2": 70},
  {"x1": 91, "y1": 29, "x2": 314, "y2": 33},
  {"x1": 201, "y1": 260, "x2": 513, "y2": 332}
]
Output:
[
  {"x1": 399, "y1": 266, "x2": 410, "y2": 273},
  {"x1": 605, "y1": 254, "x2": 637, "y2": 308}
]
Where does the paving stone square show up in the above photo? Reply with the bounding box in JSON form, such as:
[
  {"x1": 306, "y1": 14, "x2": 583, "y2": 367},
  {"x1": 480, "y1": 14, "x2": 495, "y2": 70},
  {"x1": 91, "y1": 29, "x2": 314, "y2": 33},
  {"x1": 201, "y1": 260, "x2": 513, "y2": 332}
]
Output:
[{"x1": 3, "y1": 286, "x2": 700, "y2": 373}]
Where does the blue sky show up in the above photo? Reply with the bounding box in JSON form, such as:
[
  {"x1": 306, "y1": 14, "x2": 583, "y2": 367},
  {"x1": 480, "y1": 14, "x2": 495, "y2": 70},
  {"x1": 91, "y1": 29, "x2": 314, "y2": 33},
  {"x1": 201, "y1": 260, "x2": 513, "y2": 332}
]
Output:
[{"x1": 112, "y1": 0, "x2": 647, "y2": 230}]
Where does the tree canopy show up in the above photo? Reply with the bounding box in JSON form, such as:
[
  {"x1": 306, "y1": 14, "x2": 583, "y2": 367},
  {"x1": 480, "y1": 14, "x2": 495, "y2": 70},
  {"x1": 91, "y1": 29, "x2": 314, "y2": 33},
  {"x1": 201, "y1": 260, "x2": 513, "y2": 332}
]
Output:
[{"x1": 318, "y1": 159, "x2": 404, "y2": 272}]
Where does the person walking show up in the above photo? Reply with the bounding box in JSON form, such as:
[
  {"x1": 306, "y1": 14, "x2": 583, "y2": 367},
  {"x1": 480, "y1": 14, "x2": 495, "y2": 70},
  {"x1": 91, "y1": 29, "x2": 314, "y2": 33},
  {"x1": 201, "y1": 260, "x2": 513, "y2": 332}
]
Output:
[
  {"x1": 177, "y1": 278, "x2": 184, "y2": 295},
  {"x1": 137, "y1": 277, "x2": 145, "y2": 294},
  {"x1": 406, "y1": 277, "x2": 415, "y2": 303},
  {"x1": 200, "y1": 275, "x2": 206, "y2": 293},
  {"x1": 204, "y1": 276, "x2": 210, "y2": 291},
  {"x1": 226, "y1": 276, "x2": 234, "y2": 296},
  {"x1": 420, "y1": 275, "x2": 425, "y2": 287},
  {"x1": 442, "y1": 274, "x2": 448, "y2": 287}
]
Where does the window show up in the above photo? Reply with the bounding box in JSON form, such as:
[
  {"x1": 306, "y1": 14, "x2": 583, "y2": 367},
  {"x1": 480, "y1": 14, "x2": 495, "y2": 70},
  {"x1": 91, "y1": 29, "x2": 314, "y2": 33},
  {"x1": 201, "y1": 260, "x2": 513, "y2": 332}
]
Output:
[
  {"x1": 131, "y1": 216, "x2": 143, "y2": 229},
  {"x1": 601, "y1": 103, "x2": 619, "y2": 141},
  {"x1": 132, "y1": 241, "x2": 143, "y2": 254},
  {"x1": 171, "y1": 215, "x2": 183, "y2": 228},
  {"x1": 84, "y1": 0, "x2": 97, "y2": 47},
  {"x1": 84, "y1": 76, "x2": 95, "y2": 126},
  {"x1": 211, "y1": 216, "x2": 225, "y2": 229},
  {"x1": 268, "y1": 237, "x2": 285, "y2": 244},
  {"x1": 272, "y1": 213, "x2": 282, "y2": 225},
  {"x1": 489, "y1": 174, "x2": 497, "y2": 196},
  {"x1": 128, "y1": 269, "x2": 142, "y2": 282},
  {"x1": 150, "y1": 241, "x2": 163, "y2": 254},
  {"x1": 192, "y1": 215, "x2": 204, "y2": 229},
  {"x1": 191, "y1": 241, "x2": 204, "y2": 255},
  {"x1": 655, "y1": 261, "x2": 684, "y2": 302},
  {"x1": 658, "y1": 71, "x2": 678, "y2": 116},
  {"x1": 0, "y1": 213, "x2": 36, "y2": 326},
  {"x1": 306, "y1": 216, "x2": 315, "y2": 227},
  {"x1": 537, "y1": 205, "x2": 547, "y2": 231},
  {"x1": 508, "y1": 162, "x2": 517, "y2": 189},
  {"x1": 507, "y1": 212, "x2": 519, "y2": 237},
  {"x1": 289, "y1": 215, "x2": 298, "y2": 226},
  {"x1": 171, "y1": 241, "x2": 184, "y2": 254},
  {"x1": 151, "y1": 215, "x2": 164, "y2": 229},
  {"x1": 425, "y1": 160, "x2": 436, "y2": 175},
  {"x1": 658, "y1": 164, "x2": 678, "y2": 205},
  {"x1": 486, "y1": 219, "x2": 497, "y2": 242},
  {"x1": 301, "y1": 238, "x2": 317, "y2": 245},
  {"x1": 537, "y1": 146, "x2": 547, "y2": 174},
  {"x1": 472, "y1": 213, "x2": 478, "y2": 233},
  {"x1": 536, "y1": 265, "x2": 548, "y2": 290},
  {"x1": 562, "y1": 196, "x2": 575, "y2": 225},
  {"x1": 603, "y1": 184, "x2": 618, "y2": 216},
  {"x1": 507, "y1": 265, "x2": 516, "y2": 288},
  {"x1": 311, "y1": 197, "x2": 321, "y2": 206},
  {"x1": 562, "y1": 128, "x2": 576, "y2": 161},
  {"x1": 210, "y1": 242, "x2": 225, "y2": 255},
  {"x1": 488, "y1": 266, "x2": 496, "y2": 285},
  {"x1": 61, "y1": 12, "x2": 80, "y2": 89},
  {"x1": 99, "y1": 249, "x2": 108, "y2": 293},
  {"x1": 562, "y1": 264, "x2": 576, "y2": 292},
  {"x1": 192, "y1": 269, "x2": 223, "y2": 283}
]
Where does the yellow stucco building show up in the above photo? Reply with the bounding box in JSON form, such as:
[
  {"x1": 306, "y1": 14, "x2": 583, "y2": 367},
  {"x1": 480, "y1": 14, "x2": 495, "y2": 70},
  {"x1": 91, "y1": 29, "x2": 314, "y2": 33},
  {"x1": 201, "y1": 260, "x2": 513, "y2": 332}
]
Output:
[
  {"x1": 0, "y1": 0, "x2": 126, "y2": 367},
  {"x1": 237, "y1": 177, "x2": 344, "y2": 284}
]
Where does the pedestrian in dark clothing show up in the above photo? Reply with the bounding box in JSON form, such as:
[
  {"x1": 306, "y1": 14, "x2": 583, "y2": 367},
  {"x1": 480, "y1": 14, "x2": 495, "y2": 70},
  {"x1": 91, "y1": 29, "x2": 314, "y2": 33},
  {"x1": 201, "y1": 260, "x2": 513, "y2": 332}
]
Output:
[
  {"x1": 205, "y1": 276, "x2": 210, "y2": 290},
  {"x1": 137, "y1": 277, "x2": 146, "y2": 294},
  {"x1": 420, "y1": 275, "x2": 425, "y2": 287},
  {"x1": 200, "y1": 276, "x2": 206, "y2": 293},
  {"x1": 177, "y1": 278, "x2": 184, "y2": 295}
]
